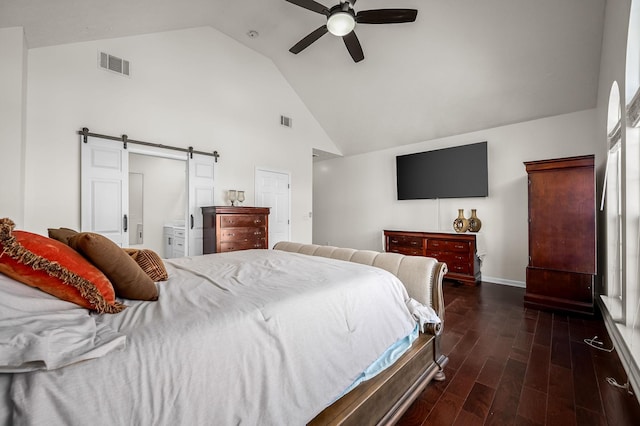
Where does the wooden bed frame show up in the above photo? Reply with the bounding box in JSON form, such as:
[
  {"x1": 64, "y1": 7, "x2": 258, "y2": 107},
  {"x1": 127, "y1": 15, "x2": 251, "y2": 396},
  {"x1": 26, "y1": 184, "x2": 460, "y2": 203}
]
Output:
[{"x1": 273, "y1": 243, "x2": 449, "y2": 426}]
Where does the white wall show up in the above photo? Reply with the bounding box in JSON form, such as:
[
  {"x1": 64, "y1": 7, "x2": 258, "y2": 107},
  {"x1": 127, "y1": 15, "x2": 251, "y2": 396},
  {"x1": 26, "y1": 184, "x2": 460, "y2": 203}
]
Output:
[
  {"x1": 0, "y1": 27, "x2": 27, "y2": 227},
  {"x1": 21, "y1": 26, "x2": 339, "y2": 241},
  {"x1": 313, "y1": 109, "x2": 601, "y2": 285}
]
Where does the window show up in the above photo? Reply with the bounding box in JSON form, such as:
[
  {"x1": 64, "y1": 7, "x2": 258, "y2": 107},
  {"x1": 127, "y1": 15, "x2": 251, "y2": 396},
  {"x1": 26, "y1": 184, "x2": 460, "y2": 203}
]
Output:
[{"x1": 600, "y1": 1, "x2": 640, "y2": 399}]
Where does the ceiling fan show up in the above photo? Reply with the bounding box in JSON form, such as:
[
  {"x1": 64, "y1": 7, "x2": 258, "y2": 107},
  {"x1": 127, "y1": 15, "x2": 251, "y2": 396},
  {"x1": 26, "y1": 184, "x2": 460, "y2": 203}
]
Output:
[{"x1": 286, "y1": 0, "x2": 418, "y2": 63}]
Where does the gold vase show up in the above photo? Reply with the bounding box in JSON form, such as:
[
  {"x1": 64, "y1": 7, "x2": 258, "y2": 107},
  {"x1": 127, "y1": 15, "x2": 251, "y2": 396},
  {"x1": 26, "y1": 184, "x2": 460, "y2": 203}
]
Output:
[
  {"x1": 468, "y1": 209, "x2": 482, "y2": 232},
  {"x1": 453, "y1": 209, "x2": 469, "y2": 233}
]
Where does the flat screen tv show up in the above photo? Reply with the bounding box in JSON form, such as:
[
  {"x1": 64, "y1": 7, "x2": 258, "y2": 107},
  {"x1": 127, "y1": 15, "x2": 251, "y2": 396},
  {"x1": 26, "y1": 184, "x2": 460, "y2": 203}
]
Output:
[{"x1": 396, "y1": 142, "x2": 488, "y2": 200}]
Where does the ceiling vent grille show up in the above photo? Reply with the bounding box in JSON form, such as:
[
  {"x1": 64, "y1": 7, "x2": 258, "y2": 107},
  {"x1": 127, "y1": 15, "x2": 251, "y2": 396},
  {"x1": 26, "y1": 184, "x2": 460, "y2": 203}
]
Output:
[
  {"x1": 99, "y1": 52, "x2": 130, "y2": 76},
  {"x1": 280, "y1": 115, "x2": 292, "y2": 128}
]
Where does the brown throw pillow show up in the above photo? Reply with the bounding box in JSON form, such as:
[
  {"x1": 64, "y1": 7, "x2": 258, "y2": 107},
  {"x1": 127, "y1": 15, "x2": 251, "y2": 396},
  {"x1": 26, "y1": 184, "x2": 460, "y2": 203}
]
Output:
[
  {"x1": 68, "y1": 233, "x2": 158, "y2": 301},
  {"x1": 48, "y1": 227, "x2": 79, "y2": 245},
  {"x1": 123, "y1": 248, "x2": 168, "y2": 282}
]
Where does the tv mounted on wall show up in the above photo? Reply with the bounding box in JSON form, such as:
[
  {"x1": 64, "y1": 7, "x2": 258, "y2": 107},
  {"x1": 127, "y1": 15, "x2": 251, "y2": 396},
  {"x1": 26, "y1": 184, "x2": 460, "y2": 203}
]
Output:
[{"x1": 396, "y1": 141, "x2": 488, "y2": 200}]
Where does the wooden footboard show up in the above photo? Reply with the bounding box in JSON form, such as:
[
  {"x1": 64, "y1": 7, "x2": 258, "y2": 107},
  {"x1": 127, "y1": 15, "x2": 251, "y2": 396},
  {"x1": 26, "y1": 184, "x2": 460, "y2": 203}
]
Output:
[{"x1": 309, "y1": 333, "x2": 449, "y2": 425}]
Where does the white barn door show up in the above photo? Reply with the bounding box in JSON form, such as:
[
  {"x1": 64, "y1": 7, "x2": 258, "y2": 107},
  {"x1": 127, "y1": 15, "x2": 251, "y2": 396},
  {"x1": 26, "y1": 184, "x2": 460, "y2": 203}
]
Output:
[
  {"x1": 188, "y1": 154, "x2": 215, "y2": 256},
  {"x1": 81, "y1": 137, "x2": 128, "y2": 246},
  {"x1": 255, "y1": 169, "x2": 290, "y2": 248}
]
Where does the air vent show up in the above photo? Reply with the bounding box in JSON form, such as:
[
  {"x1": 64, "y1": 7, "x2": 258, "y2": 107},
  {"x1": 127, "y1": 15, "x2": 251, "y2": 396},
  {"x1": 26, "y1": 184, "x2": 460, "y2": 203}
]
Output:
[
  {"x1": 280, "y1": 115, "x2": 292, "y2": 128},
  {"x1": 99, "y1": 52, "x2": 130, "y2": 76}
]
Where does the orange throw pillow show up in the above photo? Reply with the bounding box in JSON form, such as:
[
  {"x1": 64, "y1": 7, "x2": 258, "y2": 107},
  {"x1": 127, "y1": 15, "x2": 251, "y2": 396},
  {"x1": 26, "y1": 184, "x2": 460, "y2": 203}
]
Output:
[{"x1": 0, "y1": 218, "x2": 124, "y2": 313}]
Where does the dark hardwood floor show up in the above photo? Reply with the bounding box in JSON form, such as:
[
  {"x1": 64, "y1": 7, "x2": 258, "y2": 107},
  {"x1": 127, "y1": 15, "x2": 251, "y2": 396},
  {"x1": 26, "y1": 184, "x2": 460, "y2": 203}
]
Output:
[{"x1": 397, "y1": 281, "x2": 640, "y2": 425}]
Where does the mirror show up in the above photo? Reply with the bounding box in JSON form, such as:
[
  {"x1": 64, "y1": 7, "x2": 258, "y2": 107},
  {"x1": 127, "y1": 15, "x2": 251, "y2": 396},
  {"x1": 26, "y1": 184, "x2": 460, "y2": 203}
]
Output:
[
  {"x1": 129, "y1": 153, "x2": 187, "y2": 256},
  {"x1": 129, "y1": 172, "x2": 144, "y2": 245}
]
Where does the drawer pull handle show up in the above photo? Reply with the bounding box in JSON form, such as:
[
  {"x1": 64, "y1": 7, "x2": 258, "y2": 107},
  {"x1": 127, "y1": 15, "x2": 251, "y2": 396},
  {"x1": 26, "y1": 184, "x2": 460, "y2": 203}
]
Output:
[
  {"x1": 391, "y1": 239, "x2": 399, "y2": 243},
  {"x1": 411, "y1": 241, "x2": 418, "y2": 245}
]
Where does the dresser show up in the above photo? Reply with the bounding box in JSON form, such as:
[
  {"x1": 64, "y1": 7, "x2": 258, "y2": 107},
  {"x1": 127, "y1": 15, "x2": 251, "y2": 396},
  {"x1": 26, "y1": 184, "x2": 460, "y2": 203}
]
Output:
[
  {"x1": 384, "y1": 230, "x2": 481, "y2": 285},
  {"x1": 524, "y1": 155, "x2": 596, "y2": 315},
  {"x1": 202, "y1": 206, "x2": 270, "y2": 254}
]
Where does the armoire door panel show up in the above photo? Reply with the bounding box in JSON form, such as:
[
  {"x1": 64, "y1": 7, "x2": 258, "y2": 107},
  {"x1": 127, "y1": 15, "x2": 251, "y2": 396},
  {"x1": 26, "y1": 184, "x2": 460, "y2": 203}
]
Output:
[{"x1": 528, "y1": 167, "x2": 596, "y2": 274}]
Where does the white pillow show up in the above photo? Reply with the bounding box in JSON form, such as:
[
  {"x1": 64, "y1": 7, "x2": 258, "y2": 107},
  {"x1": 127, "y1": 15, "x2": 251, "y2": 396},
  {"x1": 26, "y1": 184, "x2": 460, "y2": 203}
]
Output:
[{"x1": 0, "y1": 273, "x2": 126, "y2": 372}]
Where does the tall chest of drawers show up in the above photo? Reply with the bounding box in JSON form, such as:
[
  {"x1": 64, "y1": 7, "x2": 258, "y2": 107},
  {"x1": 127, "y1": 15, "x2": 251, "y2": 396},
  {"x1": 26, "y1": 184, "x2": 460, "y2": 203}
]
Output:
[
  {"x1": 202, "y1": 206, "x2": 270, "y2": 254},
  {"x1": 384, "y1": 230, "x2": 481, "y2": 285}
]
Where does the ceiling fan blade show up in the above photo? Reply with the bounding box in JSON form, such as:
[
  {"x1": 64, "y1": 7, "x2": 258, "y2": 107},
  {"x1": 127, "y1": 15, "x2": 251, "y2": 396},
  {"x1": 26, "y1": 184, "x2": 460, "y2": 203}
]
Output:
[
  {"x1": 356, "y1": 9, "x2": 418, "y2": 24},
  {"x1": 285, "y1": 0, "x2": 330, "y2": 16},
  {"x1": 289, "y1": 25, "x2": 329, "y2": 54},
  {"x1": 343, "y1": 31, "x2": 364, "y2": 63}
]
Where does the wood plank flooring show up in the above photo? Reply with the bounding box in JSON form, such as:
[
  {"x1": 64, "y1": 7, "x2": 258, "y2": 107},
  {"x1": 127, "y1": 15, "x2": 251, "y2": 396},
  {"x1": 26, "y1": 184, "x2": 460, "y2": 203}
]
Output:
[{"x1": 397, "y1": 281, "x2": 640, "y2": 425}]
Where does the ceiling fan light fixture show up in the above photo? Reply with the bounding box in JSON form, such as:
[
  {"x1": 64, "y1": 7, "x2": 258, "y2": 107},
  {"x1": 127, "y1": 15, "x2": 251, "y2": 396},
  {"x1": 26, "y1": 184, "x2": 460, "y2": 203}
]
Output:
[{"x1": 327, "y1": 11, "x2": 356, "y2": 36}]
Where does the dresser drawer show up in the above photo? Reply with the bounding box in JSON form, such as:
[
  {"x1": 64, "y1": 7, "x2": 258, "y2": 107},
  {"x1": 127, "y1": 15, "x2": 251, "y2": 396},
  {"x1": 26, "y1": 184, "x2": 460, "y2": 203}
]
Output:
[
  {"x1": 426, "y1": 251, "x2": 471, "y2": 274},
  {"x1": 220, "y1": 215, "x2": 267, "y2": 228},
  {"x1": 526, "y1": 267, "x2": 593, "y2": 304},
  {"x1": 387, "y1": 235, "x2": 423, "y2": 249},
  {"x1": 172, "y1": 237, "x2": 185, "y2": 257},
  {"x1": 219, "y1": 227, "x2": 266, "y2": 242},
  {"x1": 426, "y1": 251, "x2": 469, "y2": 262},
  {"x1": 388, "y1": 245, "x2": 423, "y2": 256},
  {"x1": 447, "y1": 262, "x2": 471, "y2": 274},
  {"x1": 220, "y1": 239, "x2": 267, "y2": 252},
  {"x1": 426, "y1": 239, "x2": 469, "y2": 252}
]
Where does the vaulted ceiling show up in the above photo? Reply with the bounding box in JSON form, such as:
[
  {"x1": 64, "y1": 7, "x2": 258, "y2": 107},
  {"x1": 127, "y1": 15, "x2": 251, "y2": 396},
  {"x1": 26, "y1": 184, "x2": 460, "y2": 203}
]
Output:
[{"x1": 0, "y1": 0, "x2": 606, "y2": 156}]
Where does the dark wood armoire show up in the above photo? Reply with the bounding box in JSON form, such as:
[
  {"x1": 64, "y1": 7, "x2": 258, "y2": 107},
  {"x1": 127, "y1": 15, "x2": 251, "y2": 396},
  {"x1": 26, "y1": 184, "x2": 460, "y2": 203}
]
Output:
[{"x1": 524, "y1": 155, "x2": 596, "y2": 315}]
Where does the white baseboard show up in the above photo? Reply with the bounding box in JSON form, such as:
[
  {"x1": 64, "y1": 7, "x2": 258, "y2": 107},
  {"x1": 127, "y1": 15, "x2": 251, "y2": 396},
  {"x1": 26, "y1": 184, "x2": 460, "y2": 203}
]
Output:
[{"x1": 481, "y1": 276, "x2": 526, "y2": 288}]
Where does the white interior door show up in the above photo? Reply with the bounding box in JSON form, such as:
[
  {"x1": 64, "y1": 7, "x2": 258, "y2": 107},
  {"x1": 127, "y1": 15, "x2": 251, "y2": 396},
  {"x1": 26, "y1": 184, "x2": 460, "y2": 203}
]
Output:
[
  {"x1": 255, "y1": 169, "x2": 290, "y2": 248},
  {"x1": 188, "y1": 154, "x2": 215, "y2": 256},
  {"x1": 81, "y1": 137, "x2": 128, "y2": 246}
]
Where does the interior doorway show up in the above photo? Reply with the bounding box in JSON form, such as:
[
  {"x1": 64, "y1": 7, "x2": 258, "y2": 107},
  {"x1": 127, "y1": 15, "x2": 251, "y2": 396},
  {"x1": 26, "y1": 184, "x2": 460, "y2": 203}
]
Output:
[
  {"x1": 255, "y1": 168, "x2": 290, "y2": 248},
  {"x1": 81, "y1": 135, "x2": 214, "y2": 257}
]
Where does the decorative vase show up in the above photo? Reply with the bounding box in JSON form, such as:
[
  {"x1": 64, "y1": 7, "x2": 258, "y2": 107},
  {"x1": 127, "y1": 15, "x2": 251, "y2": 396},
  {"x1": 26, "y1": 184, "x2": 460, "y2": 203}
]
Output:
[
  {"x1": 468, "y1": 209, "x2": 482, "y2": 232},
  {"x1": 453, "y1": 209, "x2": 469, "y2": 233}
]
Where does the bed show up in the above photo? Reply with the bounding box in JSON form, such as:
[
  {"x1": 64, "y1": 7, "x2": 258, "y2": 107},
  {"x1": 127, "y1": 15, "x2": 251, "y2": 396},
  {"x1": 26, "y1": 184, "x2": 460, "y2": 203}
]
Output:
[{"x1": 0, "y1": 227, "x2": 448, "y2": 425}]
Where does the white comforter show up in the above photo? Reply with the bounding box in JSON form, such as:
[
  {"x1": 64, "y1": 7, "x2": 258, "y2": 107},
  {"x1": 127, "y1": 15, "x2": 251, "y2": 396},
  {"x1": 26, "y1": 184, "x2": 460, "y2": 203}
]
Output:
[{"x1": 2, "y1": 249, "x2": 418, "y2": 425}]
